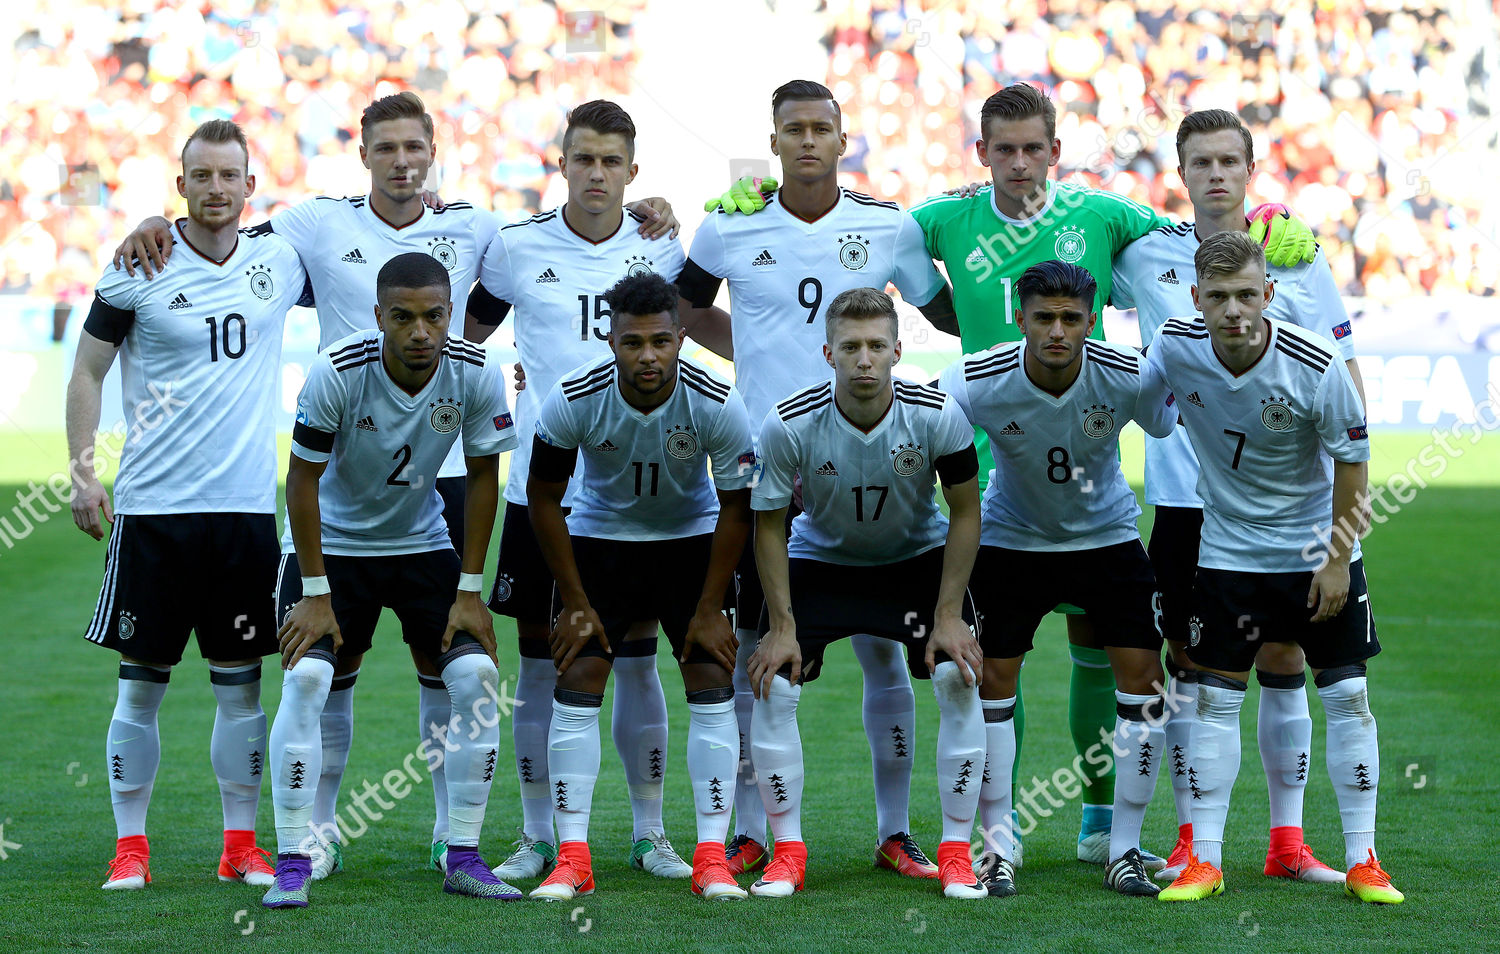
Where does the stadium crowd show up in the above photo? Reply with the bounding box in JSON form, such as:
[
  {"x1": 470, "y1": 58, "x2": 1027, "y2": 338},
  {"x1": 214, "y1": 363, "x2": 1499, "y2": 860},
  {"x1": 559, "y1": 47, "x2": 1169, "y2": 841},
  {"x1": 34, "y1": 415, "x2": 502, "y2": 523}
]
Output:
[{"x1": 1, "y1": 0, "x2": 1496, "y2": 326}]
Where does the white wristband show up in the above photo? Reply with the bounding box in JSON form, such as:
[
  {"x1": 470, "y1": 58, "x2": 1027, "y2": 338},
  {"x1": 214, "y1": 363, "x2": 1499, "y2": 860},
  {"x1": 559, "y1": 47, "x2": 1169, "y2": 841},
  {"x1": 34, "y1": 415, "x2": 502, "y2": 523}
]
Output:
[
  {"x1": 457, "y1": 572, "x2": 484, "y2": 593},
  {"x1": 301, "y1": 575, "x2": 331, "y2": 597}
]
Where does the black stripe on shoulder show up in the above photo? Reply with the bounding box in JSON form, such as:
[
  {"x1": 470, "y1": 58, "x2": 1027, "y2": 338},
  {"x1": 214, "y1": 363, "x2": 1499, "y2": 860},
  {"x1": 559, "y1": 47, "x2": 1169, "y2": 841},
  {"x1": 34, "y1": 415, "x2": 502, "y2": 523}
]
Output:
[
  {"x1": 1275, "y1": 342, "x2": 1328, "y2": 373},
  {"x1": 445, "y1": 352, "x2": 485, "y2": 368},
  {"x1": 312, "y1": 195, "x2": 350, "y2": 203},
  {"x1": 626, "y1": 206, "x2": 646, "y2": 224},
  {"x1": 1275, "y1": 327, "x2": 1333, "y2": 366},
  {"x1": 432, "y1": 201, "x2": 474, "y2": 215},
  {"x1": 679, "y1": 363, "x2": 730, "y2": 396},
  {"x1": 562, "y1": 363, "x2": 615, "y2": 393},
  {"x1": 776, "y1": 382, "x2": 832, "y2": 417},
  {"x1": 842, "y1": 189, "x2": 900, "y2": 211},
  {"x1": 894, "y1": 380, "x2": 945, "y2": 401},
  {"x1": 1085, "y1": 343, "x2": 1141, "y2": 373},
  {"x1": 444, "y1": 339, "x2": 486, "y2": 360},
  {"x1": 966, "y1": 358, "x2": 1019, "y2": 382},
  {"x1": 330, "y1": 340, "x2": 379, "y2": 363},
  {"x1": 347, "y1": 196, "x2": 366, "y2": 207},
  {"x1": 1160, "y1": 318, "x2": 1208, "y2": 339},
  {"x1": 332, "y1": 353, "x2": 379, "y2": 373},
  {"x1": 564, "y1": 380, "x2": 613, "y2": 403},
  {"x1": 501, "y1": 209, "x2": 559, "y2": 231},
  {"x1": 682, "y1": 377, "x2": 729, "y2": 404},
  {"x1": 895, "y1": 394, "x2": 946, "y2": 411},
  {"x1": 1149, "y1": 221, "x2": 1194, "y2": 237},
  {"x1": 781, "y1": 396, "x2": 831, "y2": 421}
]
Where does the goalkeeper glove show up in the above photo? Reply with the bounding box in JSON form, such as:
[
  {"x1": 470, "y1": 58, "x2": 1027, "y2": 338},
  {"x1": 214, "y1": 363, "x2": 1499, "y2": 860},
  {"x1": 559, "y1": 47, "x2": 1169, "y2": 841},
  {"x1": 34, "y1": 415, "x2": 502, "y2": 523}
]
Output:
[
  {"x1": 1247, "y1": 203, "x2": 1317, "y2": 267},
  {"x1": 704, "y1": 175, "x2": 779, "y2": 215}
]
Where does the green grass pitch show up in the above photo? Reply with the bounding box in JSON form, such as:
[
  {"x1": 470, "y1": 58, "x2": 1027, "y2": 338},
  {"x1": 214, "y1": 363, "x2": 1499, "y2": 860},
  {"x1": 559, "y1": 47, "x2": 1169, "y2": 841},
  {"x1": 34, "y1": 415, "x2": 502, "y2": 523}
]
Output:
[{"x1": 0, "y1": 429, "x2": 1495, "y2": 952}]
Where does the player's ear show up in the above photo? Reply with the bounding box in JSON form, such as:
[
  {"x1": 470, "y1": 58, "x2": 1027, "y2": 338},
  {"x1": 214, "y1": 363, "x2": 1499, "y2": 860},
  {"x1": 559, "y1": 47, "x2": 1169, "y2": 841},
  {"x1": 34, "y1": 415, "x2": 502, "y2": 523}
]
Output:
[
  {"x1": 176, "y1": 175, "x2": 187, "y2": 199},
  {"x1": 558, "y1": 155, "x2": 569, "y2": 179},
  {"x1": 893, "y1": 338, "x2": 901, "y2": 364},
  {"x1": 374, "y1": 305, "x2": 385, "y2": 333},
  {"x1": 823, "y1": 342, "x2": 834, "y2": 369},
  {"x1": 837, "y1": 131, "x2": 847, "y2": 156},
  {"x1": 359, "y1": 142, "x2": 369, "y2": 169},
  {"x1": 626, "y1": 162, "x2": 638, "y2": 185},
  {"x1": 769, "y1": 132, "x2": 780, "y2": 158},
  {"x1": 243, "y1": 172, "x2": 256, "y2": 200},
  {"x1": 1087, "y1": 311, "x2": 1098, "y2": 337},
  {"x1": 1048, "y1": 138, "x2": 1061, "y2": 167},
  {"x1": 1263, "y1": 279, "x2": 1274, "y2": 306},
  {"x1": 974, "y1": 139, "x2": 990, "y2": 168},
  {"x1": 1190, "y1": 285, "x2": 1201, "y2": 311}
]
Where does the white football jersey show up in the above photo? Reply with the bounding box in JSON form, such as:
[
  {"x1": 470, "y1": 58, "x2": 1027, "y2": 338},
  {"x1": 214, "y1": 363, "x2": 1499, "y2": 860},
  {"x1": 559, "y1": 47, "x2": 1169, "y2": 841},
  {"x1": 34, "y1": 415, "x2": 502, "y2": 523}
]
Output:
[
  {"x1": 267, "y1": 194, "x2": 500, "y2": 480},
  {"x1": 534, "y1": 356, "x2": 755, "y2": 541},
  {"x1": 88, "y1": 224, "x2": 306, "y2": 515},
  {"x1": 1113, "y1": 224, "x2": 1357, "y2": 507},
  {"x1": 289, "y1": 330, "x2": 518, "y2": 556},
  {"x1": 681, "y1": 189, "x2": 946, "y2": 423},
  {"x1": 476, "y1": 206, "x2": 687, "y2": 507},
  {"x1": 753, "y1": 380, "x2": 974, "y2": 566},
  {"x1": 1145, "y1": 317, "x2": 1369, "y2": 572},
  {"x1": 939, "y1": 341, "x2": 1175, "y2": 551}
]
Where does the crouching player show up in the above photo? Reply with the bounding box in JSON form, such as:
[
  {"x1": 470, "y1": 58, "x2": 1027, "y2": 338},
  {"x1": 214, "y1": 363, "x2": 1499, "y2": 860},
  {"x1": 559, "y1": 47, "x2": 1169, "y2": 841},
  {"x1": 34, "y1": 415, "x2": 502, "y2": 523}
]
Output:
[
  {"x1": 265, "y1": 253, "x2": 520, "y2": 906},
  {"x1": 747, "y1": 287, "x2": 987, "y2": 900},
  {"x1": 939, "y1": 261, "x2": 1177, "y2": 898},
  {"x1": 1150, "y1": 231, "x2": 1402, "y2": 904},
  {"x1": 525, "y1": 273, "x2": 756, "y2": 901}
]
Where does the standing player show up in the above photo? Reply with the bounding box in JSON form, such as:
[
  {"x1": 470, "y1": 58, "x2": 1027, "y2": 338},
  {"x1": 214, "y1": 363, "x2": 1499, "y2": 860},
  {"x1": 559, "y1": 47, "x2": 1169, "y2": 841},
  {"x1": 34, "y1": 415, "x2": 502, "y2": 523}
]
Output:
[
  {"x1": 467, "y1": 101, "x2": 695, "y2": 882},
  {"x1": 677, "y1": 80, "x2": 961, "y2": 879},
  {"x1": 1112, "y1": 108, "x2": 1363, "y2": 883},
  {"x1": 68, "y1": 120, "x2": 306, "y2": 890},
  {"x1": 938, "y1": 261, "x2": 1176, "y2": 898},
  {"x1": 746, "y1": 288, "x2": 986, "y2": 901},
  {"x1": 112, "y1": 92, "x2": 674, "y2": 875},
  {"x1": 264, "y1": 253, "x2": 519, "y2": 907},
  {"x1": 522, "y1": 273, "x2": 754, "y2": 901},
  {"x1": 1149, "y1": 231, "x2": 1401, "y2": 904}
]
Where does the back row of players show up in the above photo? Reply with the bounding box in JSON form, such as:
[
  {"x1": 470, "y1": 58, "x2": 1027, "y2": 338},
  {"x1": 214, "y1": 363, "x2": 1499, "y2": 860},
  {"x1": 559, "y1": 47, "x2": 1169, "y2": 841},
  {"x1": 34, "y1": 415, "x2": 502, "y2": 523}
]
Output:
[{"x1": 70, "y1": 81, "x2": 1400, "y2": 906}]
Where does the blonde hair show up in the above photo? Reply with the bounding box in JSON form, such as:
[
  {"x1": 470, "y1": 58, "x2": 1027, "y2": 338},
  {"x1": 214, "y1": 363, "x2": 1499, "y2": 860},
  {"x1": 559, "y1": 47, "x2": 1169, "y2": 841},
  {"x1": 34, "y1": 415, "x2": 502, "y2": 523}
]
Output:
[
  {"x1": 1194, "y1": 229, "x2": 1265, "y2": 282},
  {"x1": 180, "y1": 119, "x2": 249, "y2": 171}
]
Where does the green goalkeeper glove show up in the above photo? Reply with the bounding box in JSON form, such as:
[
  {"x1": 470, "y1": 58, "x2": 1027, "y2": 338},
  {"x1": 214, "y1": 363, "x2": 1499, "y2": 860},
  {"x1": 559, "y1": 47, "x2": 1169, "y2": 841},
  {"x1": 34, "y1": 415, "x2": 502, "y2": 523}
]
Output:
[
  {"x1": 1247, "y1": 203, "x2": 1317, "y2": 267},
  {"x1": 704, "y1": 175, "x2": 779, "y2": 215}
]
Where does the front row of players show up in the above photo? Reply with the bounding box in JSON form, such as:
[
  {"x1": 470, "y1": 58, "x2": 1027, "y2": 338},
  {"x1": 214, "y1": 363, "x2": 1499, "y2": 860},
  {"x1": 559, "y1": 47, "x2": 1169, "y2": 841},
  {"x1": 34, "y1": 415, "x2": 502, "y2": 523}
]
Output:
[{"x1": 75, "y1": 230, "x2": 1401, "y2": 903}]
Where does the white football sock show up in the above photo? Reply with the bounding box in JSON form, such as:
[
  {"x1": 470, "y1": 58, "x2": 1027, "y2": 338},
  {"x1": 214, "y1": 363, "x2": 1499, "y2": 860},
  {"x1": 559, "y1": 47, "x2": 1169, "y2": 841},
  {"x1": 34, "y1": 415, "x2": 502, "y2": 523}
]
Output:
[
  {"x1": 851, "y1": 634, "x2": 915, "y2": 841},
  {"x1": 978, "y1": 696, "x2": 1016, "y2": 857},
  {"x1": 731, "y1": 629, "x2": 767, "y2": 841},
  {"x1": 751, "y1": 674, "x2": 803, "y2": 844},
  {"x1": 1188, "y1": 679, "x2": 1246, "y2": 869},
  {"x1": 931, "y1": 661, "x2": 984, "y2": 844},
  {"x1": 1109, "y1": 691, "x2": 1165, "y2": 864},
  {"x1": 208, "y1": 663, "x2": 265, "y2": 834},
  {"x1": 686, "y1": 692, "x2": 738, "y2": 845},
  {"x1": 612, "y1": 653, "x2": 668, "y2": 840},
  {"x1": 1163, "y1": 670, "x2": 1197, "y2": 829},
  {"x1": 108, "y1": 664, "x2": 169, "y2": 839},
  {"x1": 311, "y1": 669, "x2": 356, "y2": 843},
  {"x1": 417, "y1": 674, "x2": 451, "y2": 843},
  {"x1": 270, "y1": 656, "x2": 333, "y2": 854},
  {"x1": 1316, "y1": 674, "x2": 1380, "y2": 868},
  {"x1": 442, "y1": 652, "x2": 500, "y2": 847},
  {"x1": 549, "y1": 694, "x2": 603, "y2": 844},
  {"x1": 1257, "y1": 672, "x2": 1312, "y2": 830},
  {"x1": 514, "y1": 654, "x2": 557, "y2": 843}
]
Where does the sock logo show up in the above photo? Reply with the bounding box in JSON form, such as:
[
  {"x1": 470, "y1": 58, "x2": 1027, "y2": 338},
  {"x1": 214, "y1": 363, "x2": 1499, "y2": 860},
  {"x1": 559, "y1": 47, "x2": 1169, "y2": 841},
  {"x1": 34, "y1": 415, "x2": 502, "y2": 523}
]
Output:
[
  {"x1": 952, "y1": 759, "x2": 974, "y2": 795},
  {"x1": 1138, "y1": 741, "x2": 1154, "y2": 776},
  {"x1": 111, "y1": 754, "x2": 125, "y2": 780},
  {"x1": 1171, "y1": 743, "x2": 1187, "y2": 777},
  {"x1": 768, "y1": 773, "x2": 788, "y2": 804},
  {"x1": 649, "y1": 747, "x2": 664, "y2": 781},
  {"x1": 1296, "y1": 752, "x2": 1308, "y2": 782},
  {"x1": 555, "y1": 780, "x2": 569, "y2": 810},
  {"x1": 709, "y1": 777, "x2": 725, "y2": 812},
  {"x1": 981, "y1": 756, "x2": 991, "y2": 786},
  {"x1": 891, "y1": 725, "x2": 908, "y2": 759},
  {"x1": 289, "y1": 760, "x2": 306, "y2": 789},
  {"x1": 519, "y1": 756, "x2": 535, "y2": 784},
  {"x1": 248, "y1": 750, "x2": 263, "y2": 777},
  {"x1": 1188, "y1": 766, "x2": 1202, "y2": 800},
  {"x1": 1354, "y1": 763, "x2": 1372, "y2": 792},
  {"x1": 483, "y1": 748, "x2": 496, "y2": 783}
]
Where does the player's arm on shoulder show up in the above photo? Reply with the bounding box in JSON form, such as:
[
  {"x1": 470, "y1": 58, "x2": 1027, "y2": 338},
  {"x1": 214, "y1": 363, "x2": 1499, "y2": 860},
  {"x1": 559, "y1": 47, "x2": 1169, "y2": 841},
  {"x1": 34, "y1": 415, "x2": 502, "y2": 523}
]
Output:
[
  {"x1": 111, "y1": 216, "x2": 175, "y2": 279},
  {"x1": 932, "y1": 437, "x2": 983, "y2": 684},
  {"x1": 626, "y1": 196, "x2": 680, "y2": 239},
  {"x1": 66, "y1": 325, "x2": 123, "y2": 540},
  {"x1": 1247, "y1": 203, "x2": 1317, "y2": 267}
]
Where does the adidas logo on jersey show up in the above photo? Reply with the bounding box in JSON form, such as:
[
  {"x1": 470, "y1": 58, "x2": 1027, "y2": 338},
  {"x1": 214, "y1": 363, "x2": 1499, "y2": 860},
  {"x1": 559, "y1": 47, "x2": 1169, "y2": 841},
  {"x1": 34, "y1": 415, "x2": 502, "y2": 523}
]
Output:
[
  {"x1": 1185, "y1": 391, "x2": 1205, "y2": 408},
  {"x1": 356, "y1": 416, "x2": 378, "y2": 431},
  {"x1": 536, "y1": 268, "x2": 560, "y2": 283},
  {"x1": 341, "y1": 248, "x2": 367, "y2": 263},
  {"x1": 965, "y1": 246, "x2": 987, "y2": 267},
  {"x1": 1157, "y1": 268, "x2": 1180, "y2": 284},
  {"x1": 751, "y1": 250, "x2": 777, "y2": 266},
  {"x1": 594, "y1": 439, "x2": 619, "y2": 452},
  {"x1": 814, "y1": 460, "x2": 838, "y2": 476},
  {"x1": 998, "y1": 421, "x2": 1025, "y2": 436},
  {"x1": 167, "y1": 293, "x2": 191, "y2": 310}
]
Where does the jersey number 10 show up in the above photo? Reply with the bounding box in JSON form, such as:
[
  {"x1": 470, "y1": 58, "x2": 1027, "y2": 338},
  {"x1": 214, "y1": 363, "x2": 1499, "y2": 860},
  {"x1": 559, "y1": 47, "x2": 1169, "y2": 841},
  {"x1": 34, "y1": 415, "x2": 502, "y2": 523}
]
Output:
[{"x1": 204, "y1": 314, "x2": 247, "y2": 361}]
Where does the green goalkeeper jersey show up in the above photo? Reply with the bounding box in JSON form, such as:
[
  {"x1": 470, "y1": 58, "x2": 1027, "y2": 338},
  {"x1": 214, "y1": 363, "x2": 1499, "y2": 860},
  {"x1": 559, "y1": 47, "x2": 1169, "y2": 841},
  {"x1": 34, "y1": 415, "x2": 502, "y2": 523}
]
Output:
[{"x1": 910, "y1": 180, "x2": 1171, "y2": 352}]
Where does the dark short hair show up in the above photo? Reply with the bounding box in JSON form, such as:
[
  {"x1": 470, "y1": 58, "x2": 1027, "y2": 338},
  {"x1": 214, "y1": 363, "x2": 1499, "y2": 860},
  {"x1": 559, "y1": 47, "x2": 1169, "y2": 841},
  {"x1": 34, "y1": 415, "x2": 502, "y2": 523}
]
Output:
[
  {"x1": 564, "y1": 100, "x2": 637, "y2": 161},
  {"x1": 771, "y1": 79, "x2": 841, "y2": 123},
  {"x1": 360, "y1": 91, "x2": 434, "y2": 145},
  {"x1": 604, "y1": 271, "x2": 679, "y2": 330},
  {"x1": 376, "y1": 252, "x2": 451, "y2": 304},
  {"x1": 1015, "y1": 260, "x2": 1097, "y2": 311},
  {"x1": 824, "y1": 287, "x2": 898, "y2": 340},
  {"x1": 979, "y1": 83, "x2": 1056, "y2": 142},
  {"x1": 1176, "y1": 108, "x2": 1255, "y2": 168},
  {"x1": 180, "y1": 119, "x2": 250, "y2": 172}
]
